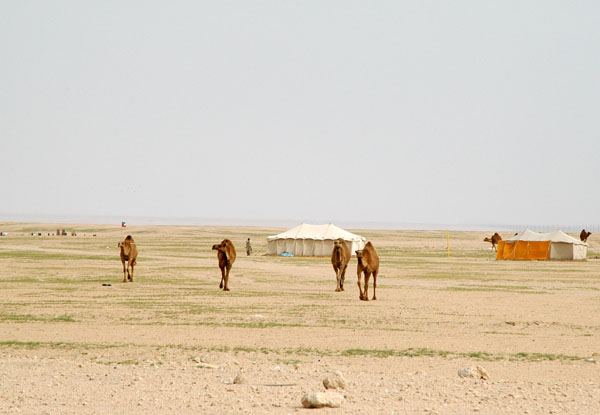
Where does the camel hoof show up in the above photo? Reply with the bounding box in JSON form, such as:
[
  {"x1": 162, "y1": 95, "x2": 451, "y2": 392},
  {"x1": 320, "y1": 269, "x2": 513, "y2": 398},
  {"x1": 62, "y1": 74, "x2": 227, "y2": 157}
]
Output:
[
  {"x1": 219, "y1": 283, "x2": 223, "y2": 289},
  {"x1": 224, "y1": 287, "x2": 230, "y2": 291},
  {"x1": 335, "y1": 288, "x2": 341, "y2": 292}
]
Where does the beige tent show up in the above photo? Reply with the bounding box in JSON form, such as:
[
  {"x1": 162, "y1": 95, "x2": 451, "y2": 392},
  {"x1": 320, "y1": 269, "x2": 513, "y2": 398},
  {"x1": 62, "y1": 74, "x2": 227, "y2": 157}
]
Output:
[
  {"x1": 496, "y1": 229, "x2": 588, "y2": 260},
  {"x1": 267, "y1": 223, "x2": 366, "y2": 256}
]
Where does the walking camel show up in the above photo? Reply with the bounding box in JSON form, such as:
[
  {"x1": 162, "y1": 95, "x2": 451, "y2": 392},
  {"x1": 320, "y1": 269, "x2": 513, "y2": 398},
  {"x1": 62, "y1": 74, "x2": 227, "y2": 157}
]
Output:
[
  {"x1": 580, "y1": 229, "x2": 592, "y2": 243},
  {"x1": 331, "y1": 238, "x2": 350, "y2": 292},
  {"x1": 484, "y1": 233, "x2": 502, "y2": 251},
  {"x1": 118, "y1": 235, "x2": 138, "y2": 283},
  {"x1": 356, "y1": 241, "x2": 380, "y2": 301},
  {"x1": 212, "y1": 239, "x2": 236, "y2": 291}
]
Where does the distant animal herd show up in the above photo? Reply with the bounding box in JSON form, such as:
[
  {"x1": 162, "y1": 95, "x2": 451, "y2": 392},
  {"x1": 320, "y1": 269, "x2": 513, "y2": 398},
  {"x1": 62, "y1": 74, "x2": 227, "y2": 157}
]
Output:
[{"x1": 115, "y1": 229, "x2": 592, "y2": 301}]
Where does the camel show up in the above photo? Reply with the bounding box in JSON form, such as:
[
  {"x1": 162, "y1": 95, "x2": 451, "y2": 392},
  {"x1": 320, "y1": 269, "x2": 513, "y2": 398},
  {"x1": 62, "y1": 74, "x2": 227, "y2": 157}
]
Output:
[
  {"x1": 580, "y1": 229, "x2": 592, "y2": 243},
  {"x1": 331, "y1": 238, "x2": 350, "y2": 292},
  {"x1": 118, "y1": 235, "x2": 138, "y2": 283},
  {"x1": 483, "y1": 233, "x2": 502, "y2": 251},
  {"x1": 355, "y1": 241, "x2": 380, "y2": 301},
  {"x1": 212, "y1": 239, "x2": 236, "y2": 291}
]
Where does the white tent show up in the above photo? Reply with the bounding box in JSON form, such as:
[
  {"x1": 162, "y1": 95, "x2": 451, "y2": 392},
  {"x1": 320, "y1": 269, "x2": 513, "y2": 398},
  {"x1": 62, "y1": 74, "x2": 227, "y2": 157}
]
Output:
[
  {"x1": 498, "y1": 229, "x2": 588, "y2": 260},
  {"x1": 266, "y1": 223, "x2": 366, "y2": 256}
]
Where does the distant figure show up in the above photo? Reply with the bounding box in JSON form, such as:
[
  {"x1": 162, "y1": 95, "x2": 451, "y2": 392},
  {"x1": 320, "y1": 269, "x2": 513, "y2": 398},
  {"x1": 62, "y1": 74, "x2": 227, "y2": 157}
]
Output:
[
  {"x1": 483, "y1": 233, "x2": 503, "y2": 251},
  {"x1": 580, "y1": 229, "x2": 592, "y2": 243},
  {"x1": 246, "y1": 238, "x2": 253, "y2": 256},
  {"x1": 118, "y1": 235, "x2": 138, "y2": 283},
  {"x1": 212, "y1": 239, "x2": 236, "y2": 291}
]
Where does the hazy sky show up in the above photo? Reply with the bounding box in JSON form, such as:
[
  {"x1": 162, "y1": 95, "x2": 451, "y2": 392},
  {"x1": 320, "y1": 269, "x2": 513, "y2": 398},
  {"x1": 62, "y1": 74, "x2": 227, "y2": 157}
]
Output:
[{"x1": 2, "y1": 1, "x2": 599, "y2": 226}]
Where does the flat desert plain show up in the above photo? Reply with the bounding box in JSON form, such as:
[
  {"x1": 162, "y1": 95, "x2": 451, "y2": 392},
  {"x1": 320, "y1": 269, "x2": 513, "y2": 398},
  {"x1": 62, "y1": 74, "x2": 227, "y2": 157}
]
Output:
[{"x1": 0, "y1": 223, "x2": 599, "y2": 414}]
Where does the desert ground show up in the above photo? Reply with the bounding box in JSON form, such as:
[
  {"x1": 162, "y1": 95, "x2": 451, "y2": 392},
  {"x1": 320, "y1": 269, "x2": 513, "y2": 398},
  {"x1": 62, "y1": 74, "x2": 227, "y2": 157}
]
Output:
[{"x1": 0, "y1": 223, "x2": 599, "y2": 414}]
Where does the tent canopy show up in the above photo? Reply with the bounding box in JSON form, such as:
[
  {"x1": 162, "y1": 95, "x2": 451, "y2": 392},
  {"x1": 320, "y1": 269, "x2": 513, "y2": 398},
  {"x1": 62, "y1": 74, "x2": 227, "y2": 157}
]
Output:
[
  {"x1": 267, "y1": 223, "x2": 366, "y2": 256},
  {"x1": 507, "y1": 229, "x2": 587, "y2": 245}
]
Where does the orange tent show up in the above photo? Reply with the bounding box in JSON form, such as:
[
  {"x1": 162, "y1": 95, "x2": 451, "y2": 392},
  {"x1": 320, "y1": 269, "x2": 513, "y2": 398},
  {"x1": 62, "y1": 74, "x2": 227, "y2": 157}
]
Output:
[{"x1": 496, "y1": 229, "x2": 587, "y2": 260}]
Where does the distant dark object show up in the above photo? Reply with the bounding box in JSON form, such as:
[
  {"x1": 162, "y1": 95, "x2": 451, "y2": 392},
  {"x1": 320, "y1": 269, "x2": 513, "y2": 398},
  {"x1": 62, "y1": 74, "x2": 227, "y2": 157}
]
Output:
[
  {"x1": 93, "y1": 234, "x2": 97, "y2": 237},
  {"x1": 71, "y1": 231, "x2": 77, "y2": 237},
  {"x1": 57, "y1": 229, "x2": 60, "y2": 236},
  {"x1": 102, "y1": 283, "x2": 112, "y2": 286},
  {"x1": 484, "y1": 233, "x2": 502, "y2": 251},
  {"x1": 38, "y1": 233, "x2": 42, "y2": 236},
  {"x1": 61, "y1": 229, "x2": 67, "y2": 236},
  {"x1": 580, "y1": 229, "x2": 592, "y2": 243}
]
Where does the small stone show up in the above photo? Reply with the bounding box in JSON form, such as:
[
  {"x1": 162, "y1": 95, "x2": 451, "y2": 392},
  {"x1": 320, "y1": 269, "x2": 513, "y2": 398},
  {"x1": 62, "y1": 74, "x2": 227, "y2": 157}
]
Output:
[
  {"x1": 323, "y1": 371, "x2": 347, "y2": 390},
  {"x1": 301, "y1": 391, "x2": 344, "y2": 408},
  {"x1": 197, "y1": 363, "x2": 218, "y2": 369},
  {"x1": 476, "y1": 366, "x2": 490, "y2": 380},
  {"x1": 458, "y1": 366, "x2": 489, "y2": 380},
  {"x1": 233, "y1": 373, "x2": 246, "y2": 384}
]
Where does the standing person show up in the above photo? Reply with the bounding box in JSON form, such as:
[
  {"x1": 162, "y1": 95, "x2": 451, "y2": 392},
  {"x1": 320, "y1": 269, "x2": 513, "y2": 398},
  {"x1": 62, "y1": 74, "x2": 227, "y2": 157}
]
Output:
[{"x1": 246, "y1": 238, "x2": 253, "y2": 256}]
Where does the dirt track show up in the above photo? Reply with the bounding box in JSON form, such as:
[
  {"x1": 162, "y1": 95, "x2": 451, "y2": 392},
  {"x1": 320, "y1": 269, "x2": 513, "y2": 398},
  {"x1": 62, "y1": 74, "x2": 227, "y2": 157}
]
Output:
[{"x1": 1, "y1": 223, "x2": 599, "y2": 414}]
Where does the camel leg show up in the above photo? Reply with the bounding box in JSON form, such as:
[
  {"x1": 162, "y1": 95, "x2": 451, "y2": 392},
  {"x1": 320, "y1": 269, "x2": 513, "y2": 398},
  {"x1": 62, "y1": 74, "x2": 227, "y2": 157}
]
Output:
[
  {"x1": 363, "y1": 271, "x2": 371, "y2": 301},
  {"x1": 121, "y1": 260, "x2": 127, "y2": 283},
  {"x1": 129, "y1": 262, "x2": 134, "y2": 282},
  {"x1": 357, "y1": 269, "x2": 364, "y2": 300},
  {"x1": 372, "y1": 270, "x2": 377, "y2": 300},
  {"x1": 219, "y1": 266, "x2": 225, "y2": 289},
  {"x1": 223, "y1": 265, "x2": 231, "y2": 291},
  {"x1": 340, "y1": 265, "x2": 347, "y2": 291},
  {"x1": 334, "y1": 266, "x2": 341, "y2": 291}
]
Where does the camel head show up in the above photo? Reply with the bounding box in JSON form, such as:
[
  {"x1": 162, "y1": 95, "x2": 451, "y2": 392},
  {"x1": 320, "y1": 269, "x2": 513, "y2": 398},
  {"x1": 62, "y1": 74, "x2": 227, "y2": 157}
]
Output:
[
  {"x1": 355, "y1": 250, "x2": 364, "y2": 264},
  {"x1": 212, "y1": 239, "x2": 232, "y2": 256},
  {"x1": 119, "y1": 235, "x2": 134, "y2": 251},
  {"x1": 333, "y1": 239, "x2": 344, "y2": 248}
]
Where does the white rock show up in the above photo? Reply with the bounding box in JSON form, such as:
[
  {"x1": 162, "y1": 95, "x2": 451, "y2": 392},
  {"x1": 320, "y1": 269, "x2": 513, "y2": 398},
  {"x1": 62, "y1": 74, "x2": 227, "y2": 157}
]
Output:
[
  {"x1": 301, "y1": 391, "x2": 344, "y2": 408},
  {"x1": 323, "y1": 371, "x2": 347, "y2": 390}
]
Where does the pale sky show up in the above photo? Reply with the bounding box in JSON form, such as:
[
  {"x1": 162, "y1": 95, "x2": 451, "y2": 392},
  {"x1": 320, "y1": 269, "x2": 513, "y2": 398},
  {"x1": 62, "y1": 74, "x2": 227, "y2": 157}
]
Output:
[{"x1": 2, "y1": 1, "x2": 599, "y2": 227}]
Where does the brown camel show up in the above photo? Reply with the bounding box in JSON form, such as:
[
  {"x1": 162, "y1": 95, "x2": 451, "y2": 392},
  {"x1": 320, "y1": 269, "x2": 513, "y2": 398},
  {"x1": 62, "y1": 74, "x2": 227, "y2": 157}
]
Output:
[
  {"x1": 355, "y1": 241, "x2": 380, "y2": 301},
  {"x1": 483, "y1": 232, "x2": 502, "y2": 251},
  {"x1": 331, "y1": 238, "x2": 351, "y2": 292},
  {"x1": 118, "y1": 235, "x2": 138, "y2": 283},
  {"x1": 580, "y1": 229, "x2": 592, "y2": 243},
  {"x1": 212, "y1": 239, "x2": 236, "y2": 291}
]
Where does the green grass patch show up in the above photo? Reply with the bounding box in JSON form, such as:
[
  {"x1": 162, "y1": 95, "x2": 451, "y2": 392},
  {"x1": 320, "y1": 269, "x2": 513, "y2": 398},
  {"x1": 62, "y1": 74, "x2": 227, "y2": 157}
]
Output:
[{"x1": 0, "y1": 313, "x2": 76, "y2": 323}]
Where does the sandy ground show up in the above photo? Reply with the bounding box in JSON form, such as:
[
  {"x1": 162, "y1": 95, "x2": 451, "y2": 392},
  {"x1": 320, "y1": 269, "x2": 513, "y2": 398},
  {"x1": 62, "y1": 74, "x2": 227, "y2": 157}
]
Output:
[{"x1": 0, "y1": 223, "x2": 599, "y2": 414}]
